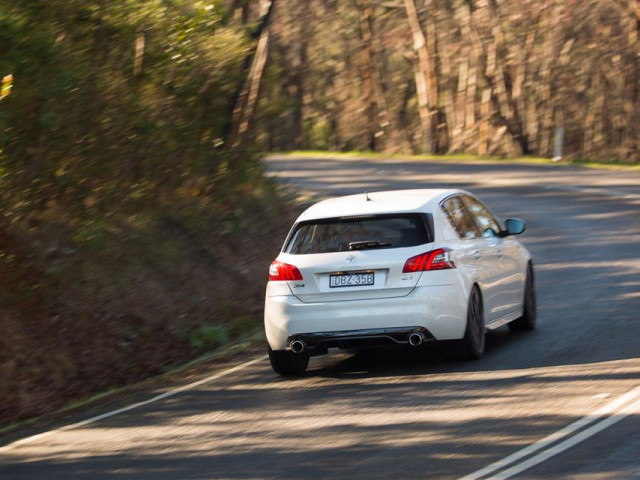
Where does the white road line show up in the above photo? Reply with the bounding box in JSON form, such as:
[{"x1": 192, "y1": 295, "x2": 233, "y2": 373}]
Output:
[
  {"x1": 0, "y1": 355, "x2": 266, "y2": 453},
  {"x1": 459, "y1": 385, "x2": 640, "y2": 480},
  {"x1": 490, "y1": 394, "x2": 640, "y2": 479}
]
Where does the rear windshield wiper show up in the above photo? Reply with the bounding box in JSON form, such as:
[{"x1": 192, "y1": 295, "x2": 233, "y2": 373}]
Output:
[{"x1": 348, "y1": 240, "x2": 392, "y2": 250}]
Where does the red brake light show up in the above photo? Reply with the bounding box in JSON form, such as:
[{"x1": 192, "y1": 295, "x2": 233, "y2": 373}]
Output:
[
  {"x1": 403, "y1": 248, "x2": 455, "y2": 273},
  {"x1": 269, "y1": 260, "x2": 303, "y2": 281}
]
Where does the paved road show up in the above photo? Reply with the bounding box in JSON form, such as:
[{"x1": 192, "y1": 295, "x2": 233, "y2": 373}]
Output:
[{"x1": 2, "y1": 155, "x2": 639, "y2": 479}]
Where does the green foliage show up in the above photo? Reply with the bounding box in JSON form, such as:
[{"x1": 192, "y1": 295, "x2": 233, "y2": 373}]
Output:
[
  {"x1": 0, "y1": 0, "x2": 252, "y2": 217},
  {"x1": 188, "y1": 324, "x2": 230, "y2": 350},
  {"x1": 227, "y1": 314, "x2": 258, "y2": 339},
  {"x1": 73, "y1": 219, "x2": 108, "y2": 252},
  {"x1": 304, "y1": 118, "x2": 332, "y2": 150},
  {"x1": 0, "y1": 1, "x2": 298, "y2": 426}
]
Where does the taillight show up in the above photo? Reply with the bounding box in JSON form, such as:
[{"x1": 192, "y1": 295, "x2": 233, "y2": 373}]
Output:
[
  {"x1": 403, "y1": 248, "x2": 455, "y2": 273},
  {"x1": 269, "y1": 260, "x2": 303, "y2": 281}
]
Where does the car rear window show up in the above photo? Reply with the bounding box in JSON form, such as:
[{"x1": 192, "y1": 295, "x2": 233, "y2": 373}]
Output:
[{"x1": 284, "y1": 214, "x2": 432, "y2": 254}]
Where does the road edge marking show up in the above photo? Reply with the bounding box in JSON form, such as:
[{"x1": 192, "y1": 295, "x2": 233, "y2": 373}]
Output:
[
  {"x1": 490, "y1": 394, "x2": 640, "y2": 479},
  {"x1": 458, "y1": 385, "x2": 640, "y2": 480},
  {"x1": 0, "y1": 355, "x2": 266, "y2": 453}
]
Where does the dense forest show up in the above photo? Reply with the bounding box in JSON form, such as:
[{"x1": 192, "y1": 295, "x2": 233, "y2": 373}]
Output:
[
  {"x1": 255, "y1": 0, "x2": 640, "y2": 161},
  {"x1": 0, "y1": 0, "x2": 638, "y2": 426}
]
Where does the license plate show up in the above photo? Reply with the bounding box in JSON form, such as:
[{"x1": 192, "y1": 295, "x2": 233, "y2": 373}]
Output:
[{"x1": 329, "y1": 272, "x2": 374, "y2": 288}]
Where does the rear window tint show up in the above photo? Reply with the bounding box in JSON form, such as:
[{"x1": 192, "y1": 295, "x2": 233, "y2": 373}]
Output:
[{"x1": 284, "y1": 214, "x2": 431, "y2": 254}]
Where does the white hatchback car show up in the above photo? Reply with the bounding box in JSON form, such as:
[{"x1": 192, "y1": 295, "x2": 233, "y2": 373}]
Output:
[{"x1": 264, "y1": 189, "x2": 536, "y2": 375}]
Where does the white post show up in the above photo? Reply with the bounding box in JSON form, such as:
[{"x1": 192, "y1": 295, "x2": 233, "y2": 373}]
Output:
[{"x1": 552, "y1": 126, "x2": 564, "y2": 162}]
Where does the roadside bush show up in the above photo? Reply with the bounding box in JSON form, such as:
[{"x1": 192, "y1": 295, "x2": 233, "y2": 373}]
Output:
[{"x1": 0, "y1": 1, "x2": 298, "y2": 426}]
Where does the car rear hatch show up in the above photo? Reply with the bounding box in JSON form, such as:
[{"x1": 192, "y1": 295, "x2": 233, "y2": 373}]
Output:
[{"x1": 279, "y1": 213, "x2": 433, "y2": 303}]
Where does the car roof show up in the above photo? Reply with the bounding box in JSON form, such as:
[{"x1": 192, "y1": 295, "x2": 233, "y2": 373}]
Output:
[{"x1": 297, "y1": 189, "x2": 465, "y2": 221}]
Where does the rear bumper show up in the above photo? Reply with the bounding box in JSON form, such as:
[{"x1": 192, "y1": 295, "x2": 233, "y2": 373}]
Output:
[
  {"x1": 264, "y1": 285, "x2": 467, "y2": 351},
  {"x1": 288, "y1": 326, "x2": 435, "y2": 356}
]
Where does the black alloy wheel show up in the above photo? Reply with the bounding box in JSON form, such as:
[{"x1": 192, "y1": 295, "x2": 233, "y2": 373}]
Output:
[
  {"x1": 509, "y1": 262, "x2": 537, "y2": 331},
  {"x1": 450, "y1": 285, "x2": 485, "y2": 360},
  {"x1": 268, "y1": 346, "x2": 309, "y2": 376}
]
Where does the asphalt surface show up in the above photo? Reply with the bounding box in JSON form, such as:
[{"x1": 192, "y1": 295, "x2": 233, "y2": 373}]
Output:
[{"x1": 1, "y1": 155, "x2": 639, "y2": 479}]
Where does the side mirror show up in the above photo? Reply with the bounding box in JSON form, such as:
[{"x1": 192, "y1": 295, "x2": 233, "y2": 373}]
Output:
[{"x1": 500, "y1": 218, "x2": 526, "y2": 237}]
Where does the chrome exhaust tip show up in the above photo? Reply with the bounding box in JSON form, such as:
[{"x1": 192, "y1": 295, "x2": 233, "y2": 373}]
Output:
[
  {"x1": 408, "y1": 332, "x2": 424, "y2": 347},
  {"x1": 290, "y1": 340, "x2": 306, "y2": 354}
]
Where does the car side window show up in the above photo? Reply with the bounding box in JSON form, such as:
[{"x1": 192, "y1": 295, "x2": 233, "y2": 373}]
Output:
[
  {"x1": 461, "y1": 195, "x2": 502, "y2": 237},
  {"x1": 441, "y1": 196, "x2": 480, "y2": 239}
]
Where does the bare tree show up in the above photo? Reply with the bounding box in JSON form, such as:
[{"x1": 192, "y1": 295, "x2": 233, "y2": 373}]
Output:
[
  {"x1": 227, "y1": 0, "x2": 276, "y2": 149},
  {"x1": 356, "y1": 0, "x2": 392, "y2": 151},
  {"x1": 403, "y1": 0, "x2": 440, "y2": 153}
]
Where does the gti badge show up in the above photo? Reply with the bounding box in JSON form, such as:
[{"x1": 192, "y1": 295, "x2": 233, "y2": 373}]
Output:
[{"x1": 346, "y1": 255, "x2": 356, "y2": 264}]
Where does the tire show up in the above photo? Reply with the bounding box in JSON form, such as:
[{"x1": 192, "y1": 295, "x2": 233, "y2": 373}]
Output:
[
  {"x1": 509, "y1": 263, "x2": 536, "y2": 331},
  {"x1": 449, "y1": 285, "x2": 485, "y2": 360},
  {"x1": 268, "y1": 346, "x2": 309, "y2": 376}
]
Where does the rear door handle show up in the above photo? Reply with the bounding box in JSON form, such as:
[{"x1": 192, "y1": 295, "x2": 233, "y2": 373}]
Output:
[
  {"x1": 473, "y1": 250, "x2": 481, "y2": 259},
  {"x1": 497, "y1": 249, "x2": 503, "y2": 258}
]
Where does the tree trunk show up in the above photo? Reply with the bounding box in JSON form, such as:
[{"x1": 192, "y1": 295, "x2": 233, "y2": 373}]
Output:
[
  {"x1": 452, "y1": 58, "x2": 467, "y2": 144},
  {"x1": 403, "y1": 0, "x2": 439, "y2": 153},
  {"x1": 226, "y1": 0, "x2": 275, "y2": 149},
  {"x1": 537, "y1": 3, "x2": 562, "y2": 157},
  {"x1": 356, "y1": 0, "x2": 392, "y2": 151},
  {"x1": 487, "y1": 25, "x2": 523, "y2": 156},
  {"x1": 438, "y1": 32, "x2": 453, "y2": 152},
  {"x1": 468, "y1": 0, "x2": 523, "y2": 156},
  {"x1": 133, "y1": 28, "x2": 145, "y2": 77},
  {"x1": 291, "y1": 27, "x2": 307, "y2": 149},
  {"x1": 83, "y1": 0, "x2": 107, "y2": 169},
  {"x1": 478, "y1": 88, "x2": 492, "y2": 156}
]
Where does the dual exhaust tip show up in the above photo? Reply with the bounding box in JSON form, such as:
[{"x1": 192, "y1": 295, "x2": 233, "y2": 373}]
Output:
[
  {"x1": 290, "y1": 332, "x2": 425, "y2": 353},
  {"x1": 408, "y1": 332, "x2": 425, "y2": 347},
  {"x1": 291, "y1": 340, "x2": 306, "y2": 354}
]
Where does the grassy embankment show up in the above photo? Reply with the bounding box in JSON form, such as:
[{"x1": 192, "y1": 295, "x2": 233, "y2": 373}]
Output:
[
  {"x1": 0, "y1": 2, "x2": 303, "y2": 430},
  {"x1": 0, "y1": 164, "x2": 302, "y2": 431}
]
